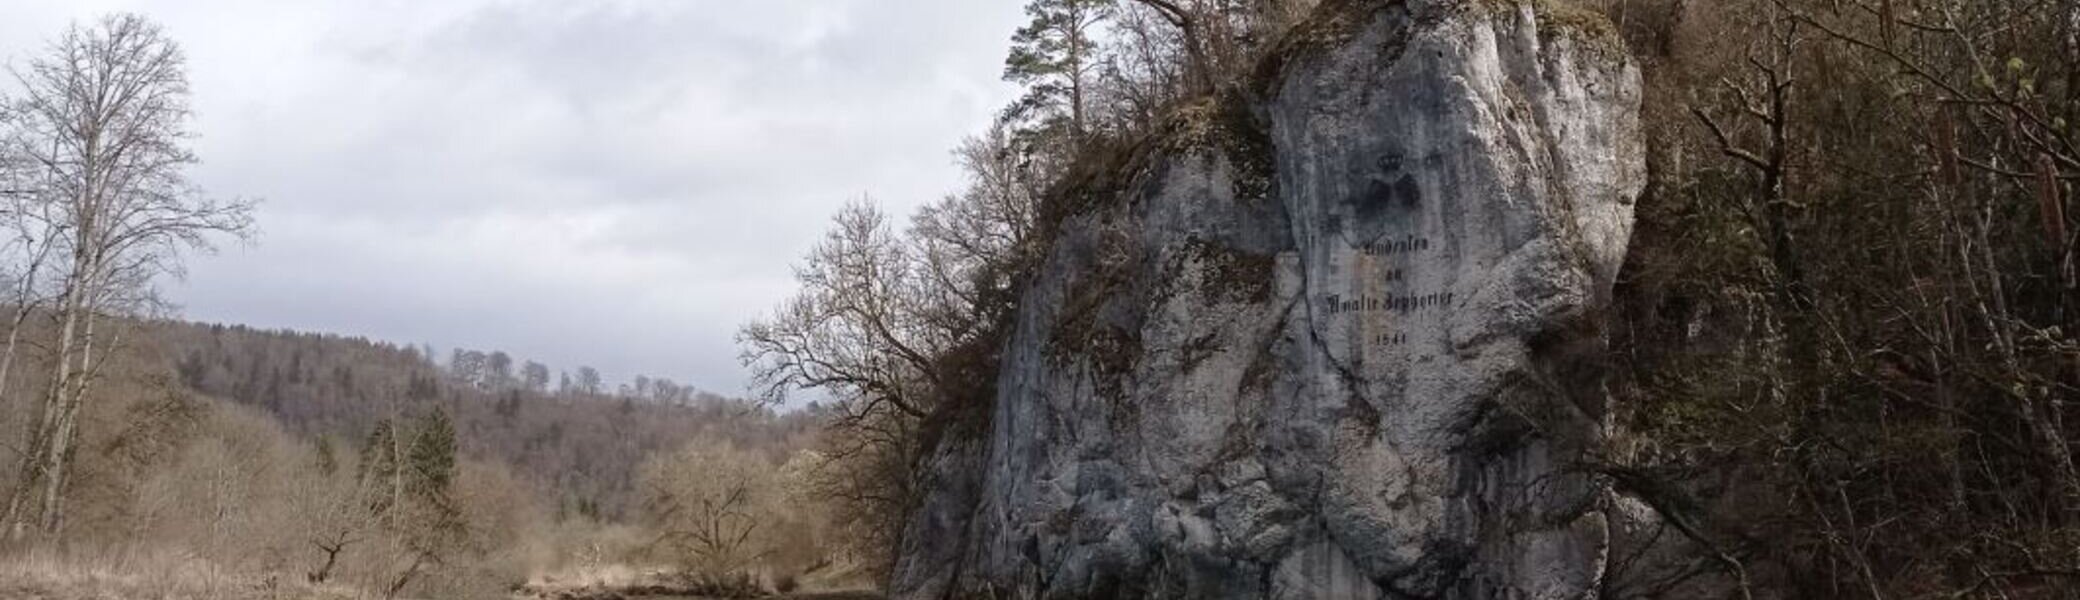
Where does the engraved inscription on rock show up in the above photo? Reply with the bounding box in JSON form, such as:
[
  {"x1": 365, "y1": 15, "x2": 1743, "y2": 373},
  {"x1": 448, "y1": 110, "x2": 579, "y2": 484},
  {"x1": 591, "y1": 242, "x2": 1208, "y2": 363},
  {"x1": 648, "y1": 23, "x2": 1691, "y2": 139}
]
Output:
[{"x1": 1322, "y1": 229, "x2": 1453, "y2": 362}]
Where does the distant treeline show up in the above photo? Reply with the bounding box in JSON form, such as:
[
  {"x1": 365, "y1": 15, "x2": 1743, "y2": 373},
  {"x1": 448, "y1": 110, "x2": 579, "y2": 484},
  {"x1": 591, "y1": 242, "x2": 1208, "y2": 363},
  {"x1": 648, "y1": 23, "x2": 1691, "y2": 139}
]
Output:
[{"x1": 152, "y1": 320, "x2": 819, "y2": 520}]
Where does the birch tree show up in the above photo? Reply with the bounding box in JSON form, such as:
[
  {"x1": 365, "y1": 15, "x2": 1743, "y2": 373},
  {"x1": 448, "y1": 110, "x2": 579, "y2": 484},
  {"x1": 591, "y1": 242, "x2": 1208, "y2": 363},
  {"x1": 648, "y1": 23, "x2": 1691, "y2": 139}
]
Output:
[{"x1": 0, "y1": 13, "x2": 254, "y2": 539}]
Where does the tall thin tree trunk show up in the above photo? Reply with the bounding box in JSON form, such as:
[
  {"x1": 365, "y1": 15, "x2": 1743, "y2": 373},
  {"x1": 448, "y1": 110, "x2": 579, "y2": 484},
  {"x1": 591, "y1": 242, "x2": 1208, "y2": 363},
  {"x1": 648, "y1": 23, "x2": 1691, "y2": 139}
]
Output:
[
  {"x1": 1068, "y1": 3, "x2": 1087, "y2": 141},
  {"x1": 3, "y1": 274, "x2": 81, "y2": 539},
  {"x1": 2, "y1": 416, "x2": 52, "y2": 540},
  {"x1": 41, "y1": 303, "x2": 101, "y2": 534},
  {"x1": 390, "y1": 423, "x2": 405, "y2": 526},
  {"x1": 29, "y1": 276, "x2": 84, "y2": 535}
]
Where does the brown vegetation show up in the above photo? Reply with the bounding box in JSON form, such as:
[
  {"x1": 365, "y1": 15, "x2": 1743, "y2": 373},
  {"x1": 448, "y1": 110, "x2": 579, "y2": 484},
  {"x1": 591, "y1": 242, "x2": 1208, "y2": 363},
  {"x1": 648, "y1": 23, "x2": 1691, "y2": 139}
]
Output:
[
  {"x1": 1593, "y1": 0, "x2": 2080, "y2": 596},
  {"x1": 750, "y1": 0, "x2": 2080, "y2": 597},
  {"x1": 0, "y1": 13, "x2": 256, "y2": 541},
  {"x1": 0, "y1": 19, "x2": 836, "y2": 596},
  {"x1": 155, "y1": 322, "x2": 821, "y2": 521},
  {"x1": 1, "y1": 1, "x2": 2067, "y2": 598}
]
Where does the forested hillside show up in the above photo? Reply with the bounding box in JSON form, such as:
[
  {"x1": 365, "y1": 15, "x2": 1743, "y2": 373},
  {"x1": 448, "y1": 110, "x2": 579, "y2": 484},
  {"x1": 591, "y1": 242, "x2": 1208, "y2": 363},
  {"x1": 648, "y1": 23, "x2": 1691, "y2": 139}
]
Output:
[
  {"x1": 1, "y1": 0, "x2": 2075, "y2": 598},
  {"x1": 0, "y1": 13, "x2": 858, "y2": 599},
  {"x1": 147, "y1": 321, "x2": 816, "y2": 520}
]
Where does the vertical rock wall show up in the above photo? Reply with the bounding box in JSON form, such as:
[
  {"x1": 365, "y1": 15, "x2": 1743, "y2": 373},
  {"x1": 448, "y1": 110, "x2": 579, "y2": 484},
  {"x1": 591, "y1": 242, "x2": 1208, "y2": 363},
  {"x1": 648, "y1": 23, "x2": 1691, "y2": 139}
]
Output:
[{"x1": 892, "y1": 1, "x2": 1646, "y2": 598}]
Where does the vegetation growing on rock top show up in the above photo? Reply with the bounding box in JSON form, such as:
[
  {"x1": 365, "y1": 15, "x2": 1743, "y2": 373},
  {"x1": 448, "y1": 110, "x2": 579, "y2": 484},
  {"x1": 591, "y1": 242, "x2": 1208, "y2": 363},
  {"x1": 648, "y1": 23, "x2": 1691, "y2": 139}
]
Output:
[{"x1": 0, "y1": 0, "x2": 2069, "y2": 597}]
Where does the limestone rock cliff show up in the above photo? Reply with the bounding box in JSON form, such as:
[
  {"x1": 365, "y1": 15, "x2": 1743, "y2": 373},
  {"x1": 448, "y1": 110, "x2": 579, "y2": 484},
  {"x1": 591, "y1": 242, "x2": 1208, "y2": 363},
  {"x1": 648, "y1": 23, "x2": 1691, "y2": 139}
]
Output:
[{"x1": 893, "y1": 0, "x2": 1647, "y2": 597}]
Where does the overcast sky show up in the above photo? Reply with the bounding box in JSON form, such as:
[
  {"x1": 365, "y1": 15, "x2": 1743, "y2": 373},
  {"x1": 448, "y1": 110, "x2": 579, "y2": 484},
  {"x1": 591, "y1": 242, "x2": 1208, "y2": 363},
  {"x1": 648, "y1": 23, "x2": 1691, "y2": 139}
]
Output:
[{"x1": 0, "y1": 0, "x2": 1026, "y2": 396}]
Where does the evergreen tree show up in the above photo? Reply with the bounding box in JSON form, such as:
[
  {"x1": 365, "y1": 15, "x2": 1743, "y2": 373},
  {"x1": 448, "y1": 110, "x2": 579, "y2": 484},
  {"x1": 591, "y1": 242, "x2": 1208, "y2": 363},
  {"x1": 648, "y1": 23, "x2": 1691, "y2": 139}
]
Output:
[
  {"x1": 357, "y1": 420, "x2": 400, "y2": 515},
  {"x1": 406, "y1": 410, "x2": 457, "y2": 501},
  {"x1": 1003, "y1": 0, "x2": 1115, "y2": 142}
]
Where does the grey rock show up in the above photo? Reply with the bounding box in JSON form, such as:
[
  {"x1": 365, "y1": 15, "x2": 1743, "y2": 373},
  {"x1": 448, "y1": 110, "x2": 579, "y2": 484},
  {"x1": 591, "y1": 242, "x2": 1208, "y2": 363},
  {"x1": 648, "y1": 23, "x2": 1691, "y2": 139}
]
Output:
[{"x1": 891, "y1": 1, "x2": 1647, "y2": 598}]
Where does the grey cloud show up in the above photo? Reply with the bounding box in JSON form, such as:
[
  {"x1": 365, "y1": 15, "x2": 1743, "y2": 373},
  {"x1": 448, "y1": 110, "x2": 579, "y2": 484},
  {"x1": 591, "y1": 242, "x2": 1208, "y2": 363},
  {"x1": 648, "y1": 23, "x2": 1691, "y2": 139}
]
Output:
[{"x1": 0, "y1": 0, "x2": 1025, "y2": 392}]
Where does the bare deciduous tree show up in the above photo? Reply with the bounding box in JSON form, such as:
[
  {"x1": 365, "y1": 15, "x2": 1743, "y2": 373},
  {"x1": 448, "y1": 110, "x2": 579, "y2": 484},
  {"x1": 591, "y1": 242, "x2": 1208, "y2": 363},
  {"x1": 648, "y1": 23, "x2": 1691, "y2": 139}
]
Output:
[
  {"x1": 638, "y1": 438, "x2": 787, "y2": 576},
  {"x1": 0, "y1": 13, "x2": 254, "y2": 539},
  {"x1": 521, "y1": 361, "x2": 551, "y2": 393},
  {"x1": 741, "y1": 200, "x2": 941, "y2": 421}
]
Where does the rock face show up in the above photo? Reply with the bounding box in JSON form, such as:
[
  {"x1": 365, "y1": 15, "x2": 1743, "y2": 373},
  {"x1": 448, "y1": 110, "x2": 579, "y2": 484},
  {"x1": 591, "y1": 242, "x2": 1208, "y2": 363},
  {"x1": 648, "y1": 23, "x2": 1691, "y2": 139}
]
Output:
[{"x1": 892, "y1": 1, "x2": 1645, "y2": 598}]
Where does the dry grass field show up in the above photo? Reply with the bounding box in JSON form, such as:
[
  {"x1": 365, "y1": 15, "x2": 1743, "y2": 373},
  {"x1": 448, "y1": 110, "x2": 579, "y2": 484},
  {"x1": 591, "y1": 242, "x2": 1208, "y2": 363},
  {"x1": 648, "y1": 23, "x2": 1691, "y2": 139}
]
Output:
[
  {"x1": 0, "y1": 556, "x2": 886, "y2": 600},
  {"x1": 0, "y1": 553, "x2": 358, "y2": 600}
]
